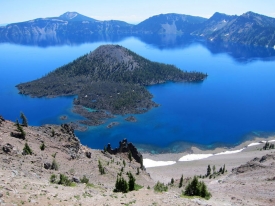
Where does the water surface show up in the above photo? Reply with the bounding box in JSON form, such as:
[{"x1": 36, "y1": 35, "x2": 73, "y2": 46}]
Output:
[{"x1": 1, "y1": 36, "x2": 275, "y2": 153}]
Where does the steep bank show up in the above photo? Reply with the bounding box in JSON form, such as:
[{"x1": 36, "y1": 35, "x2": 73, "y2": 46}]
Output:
[{"x1": 1, "y1": 115, "x2": 275, "y2": 205}]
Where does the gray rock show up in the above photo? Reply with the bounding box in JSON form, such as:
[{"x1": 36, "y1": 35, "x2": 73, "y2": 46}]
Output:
[
  {"x1": 12, "y1": 170, "x2": 18, "y2": 177},
  {"x1": 85, "y1": 151, "x2": 91, "y2": 158},
  {"x1": 44, "y1": 162, "x2": 51, "y2": 170},
  {"x1": 72, "y1": 176, "x2": 80, "y2": 183},
  {"x1": 2, "y1": 143, "x2": 13, "y2": 153}
]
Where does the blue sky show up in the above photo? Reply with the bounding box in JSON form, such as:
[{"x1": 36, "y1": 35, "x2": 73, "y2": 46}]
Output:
[{"x1": 1, "y1": 0, "x2": 275, "y2": 24}]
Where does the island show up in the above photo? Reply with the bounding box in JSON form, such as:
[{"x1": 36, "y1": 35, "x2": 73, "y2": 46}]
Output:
[{"x1": 16, "y1": 45, "x2": 207, "y2": 126}]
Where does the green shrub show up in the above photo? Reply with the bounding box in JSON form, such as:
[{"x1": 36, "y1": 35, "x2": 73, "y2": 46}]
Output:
[
  {"x1": 128, "y1": 151, "x2": 132, "y2": 162},
  {"x1": 23, "y1": 143, "x2": 32, "y2": 155},
  {"x1": 51, "y1": 159, "x2": 59, "y2": 171},
  {"x1": 58, "y1": 174, "x2": 72, "y2": 186},
  {"x1": 80, "y1": 175, "x2": 89, "y2": 184},
  {"x1": 183, "y1": 176, "x2": 211, "y2": 200},
  {"x1": 40, "y1": 142, "x2": 45, "y2": 151},
  {"x1": 98, "y1": 160, "x2": 105, "y2": 175},
  {"x1": 154, "y1": 181, "x2": 168, "y2": 193},
  {"x1": 171, "y1": 178, "x2": 174, "y2": 185},
  {"x1": 127, "y1": 172, "x2": 136, "y2": 191},
  {"x1": 114, "y1": 175, "x2": 128, "y2": 193},
  {"x1": 20, "y1": 112, "x2": 28, "y2": 127},
  {"x1": 50, "y1": 174, "x2": 57, "y2": 183},
  {"x1": 51, "y1": 129, "x2": 55, "y2": 137}
]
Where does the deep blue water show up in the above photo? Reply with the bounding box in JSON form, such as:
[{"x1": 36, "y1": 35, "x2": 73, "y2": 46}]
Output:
[{"x1": 1, "y1": 37, "x2": 275, "y2": 153}]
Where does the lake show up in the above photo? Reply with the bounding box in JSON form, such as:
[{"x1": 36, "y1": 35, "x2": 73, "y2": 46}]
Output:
[{"x1": 1, "y1": 35, "x2": 275, "y2": 153}]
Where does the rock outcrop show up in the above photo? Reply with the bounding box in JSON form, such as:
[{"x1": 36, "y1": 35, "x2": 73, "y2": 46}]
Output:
[
  {"x1": 232, "y1": 154, "x2": 275, "y2": 174},
  {"x1": 106, "y1": 139, "x2": 144, "y2": 168}
]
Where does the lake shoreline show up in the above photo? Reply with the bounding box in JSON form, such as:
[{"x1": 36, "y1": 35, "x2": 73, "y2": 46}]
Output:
[{"x1": 142, "y1": 134, "x2": 275, "y2": 167}]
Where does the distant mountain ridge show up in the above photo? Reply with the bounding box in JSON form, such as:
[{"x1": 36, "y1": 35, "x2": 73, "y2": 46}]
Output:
[
  {"x1": 132, "y1": 13, "x2": 206, "y2": 34},
  {"x1": 1, "y1": 11, "x2": 275, "y2": 47}
]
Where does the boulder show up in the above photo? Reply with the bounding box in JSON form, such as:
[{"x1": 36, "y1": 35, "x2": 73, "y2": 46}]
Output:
[
  {"x1": 44, "y1": 162, "x2": 51, "y2": 170},
  {"x1": 2, "y1": 143, "x2": 13, "y2": 154},
  {"x1": 72, "y1": 176, "x2": 80, "y2": 183},
  {"x1": 85, "y1": 151, "x2": 91, "y2": 158}
]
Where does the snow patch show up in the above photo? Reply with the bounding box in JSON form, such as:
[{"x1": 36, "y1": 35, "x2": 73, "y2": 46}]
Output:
[
  {"x1": 143, "y1": 159, "x2": 176, "y2": 168},
  {"x1": 179, "y1": 154, "x2": 213, "y2": 162},
  {"x1": 215, "y1": 148, "x2": 245, "y2": 155}
]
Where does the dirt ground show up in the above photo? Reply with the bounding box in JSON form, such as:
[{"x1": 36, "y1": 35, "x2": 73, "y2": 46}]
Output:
[{"x1": 0, "y1": 116, "x2": 274, "y2": 206}]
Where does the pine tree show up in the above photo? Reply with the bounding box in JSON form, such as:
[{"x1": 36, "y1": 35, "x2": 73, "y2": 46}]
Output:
[
  {"x1": 23, "y1": 143, "x2": 32, "y2": 155},
  {"x1": 20, "y1": 112, "x2": 28, "y2": 127},
  {"x1": 212, "y1": 165, "x2": 216, "y2": 174},
  {"x1": 98, "y1": 160, "x2": 105, "y2": 175},
  {"x1": 222, "y1": 164, "x2": 225, "y2": 174},
  {"x1": 16, "y1": 119, "x2": 26, "y2": 139},
  {"x1": 263, "y1": 141, "x2": 269, "y2": 150},
  {"x1": 128, "y1": 151, "x2": 132, "y2": 162},
  {"x1": 190, "y1": 176, "x2": 199, "y2": 196},
  {"x1": 127, "y1": 172, "x2": 136, "y2": 191},
  {"x1": 184, "y1": 176, "x2": 211, "y2": 199},
  {"x1": 114, "y1": 175, "x2": 128, "y2": 193},
  {"x1": 51, "y1": 158, "x2": 59, "y2": 171},
  {"x1": 200, "y1": 181, "x2": 208, "y2": 198},
  {"x1": 179, "y1": 175, "x2": 183, "y2": 188},
  {"x1": 40, "y1": 142, "x2": 45, "y2": 151},
  {"x1": 171, "y1": 178, "x2": 174, "y2": 185},
  {"x1": 207, "y1": 165, "x2": 211, "y2": 176}
]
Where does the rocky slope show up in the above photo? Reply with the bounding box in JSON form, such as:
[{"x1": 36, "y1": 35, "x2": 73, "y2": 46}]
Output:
[{"x1": 1, "y1": 115, "x2": 275, "y2": 205}]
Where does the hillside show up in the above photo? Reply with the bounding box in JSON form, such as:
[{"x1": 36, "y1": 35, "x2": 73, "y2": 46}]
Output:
[
  {"x1": 0, "y1": 12, "x2": 132, "y2": 40},
  {"x1": 16, "y1": 45, "x2": 206, "y2": 125},
  {"x1": 1, "y1": 115, "x2": 275, "y2": 205},
  {"x1": 204, "y1": 11, "x2": 275, "y2": 46},
  {"x1": 191, "y1": 12, "x2": 237, "y2": 36},
  {"x1": 1, "y1": 11, "x2": 275, "y2": 47},
  {"x1": 132, "y1": 13, "x2": 206, "y2": 34}
]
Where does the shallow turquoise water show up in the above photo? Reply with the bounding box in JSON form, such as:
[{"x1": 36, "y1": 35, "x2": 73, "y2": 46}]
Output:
[{"x1": 1, "y1": 37, "x2": 275, "y2": 153}]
